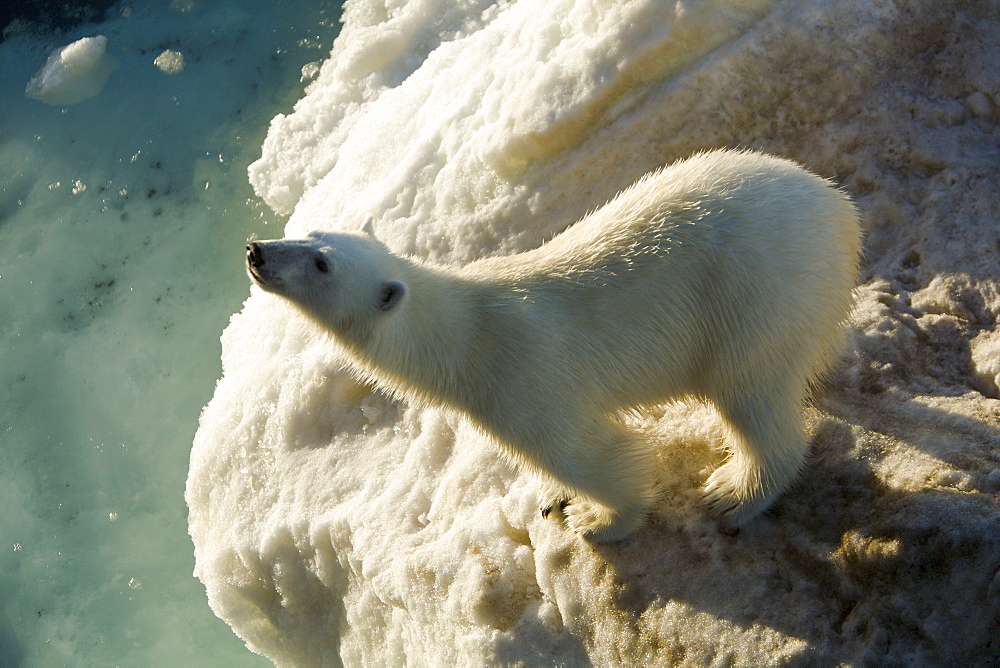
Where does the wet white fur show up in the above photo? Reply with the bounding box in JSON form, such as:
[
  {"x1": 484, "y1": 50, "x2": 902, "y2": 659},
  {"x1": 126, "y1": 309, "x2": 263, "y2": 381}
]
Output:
[{"x1": 248, "y1": 149, "x2": 861, "y2": 542}]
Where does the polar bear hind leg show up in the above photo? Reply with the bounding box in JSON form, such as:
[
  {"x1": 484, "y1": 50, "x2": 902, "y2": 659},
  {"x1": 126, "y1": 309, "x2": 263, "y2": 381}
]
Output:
[{"x1": 704, "y1": 385, "x2": 809, "y2": 528}]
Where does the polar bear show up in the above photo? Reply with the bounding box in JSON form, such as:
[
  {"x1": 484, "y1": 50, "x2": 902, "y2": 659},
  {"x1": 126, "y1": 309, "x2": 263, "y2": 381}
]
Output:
[{"x1": 246, "y1": 149, "x2": 860, "y2": 542}]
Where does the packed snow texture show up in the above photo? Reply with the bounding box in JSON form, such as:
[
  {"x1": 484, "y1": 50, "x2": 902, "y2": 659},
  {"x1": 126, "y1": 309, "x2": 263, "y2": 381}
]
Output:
[
  {"x1": 24, "y1": 35, "x2": 119, "y2": 105},
  {"x1": 188, "y1": 0, "x2": 1000, "y2": 664}
]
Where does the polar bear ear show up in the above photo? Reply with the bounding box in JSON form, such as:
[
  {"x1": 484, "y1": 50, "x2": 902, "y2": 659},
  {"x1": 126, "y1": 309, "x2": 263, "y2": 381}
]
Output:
[
  {"x1": 361, "y1": 215, "x2": 376, "y2": 237},
  {"x1": 378, "y1": 280, "x2": 407, "y2": 311}
]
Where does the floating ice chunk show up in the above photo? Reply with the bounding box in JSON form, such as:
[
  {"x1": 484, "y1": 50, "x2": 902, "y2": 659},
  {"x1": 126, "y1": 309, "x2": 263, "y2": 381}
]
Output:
[
  {"x1": 154, "y1": 49, "x2": 186, "y2": 75},
  {"x1": 25, "y1": 35, "x2": 119, "y2": 106},
  {"x1": 300, "y1": 60, "x2": 321, "y2": 83},
  {"x1": 171, "y1": 0, "x2": 199, "y2": 13}
]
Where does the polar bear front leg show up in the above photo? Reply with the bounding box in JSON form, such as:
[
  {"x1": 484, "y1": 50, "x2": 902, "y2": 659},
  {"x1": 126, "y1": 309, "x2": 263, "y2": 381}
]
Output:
[
  {"x1": 536, "y1": 422, "x2": 655, "y2": 542},
  {"x1": 538, "y1": 479, "x2": 571, "y2": 519},
  {"x1": 562, "y1": 496, "x2": 648, "y2": 543}
]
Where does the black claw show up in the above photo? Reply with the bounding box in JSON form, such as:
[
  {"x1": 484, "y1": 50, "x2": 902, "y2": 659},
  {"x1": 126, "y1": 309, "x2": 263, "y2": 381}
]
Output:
[{"x1": 541, "y1": 499, "x2": 569, "y2": 519}]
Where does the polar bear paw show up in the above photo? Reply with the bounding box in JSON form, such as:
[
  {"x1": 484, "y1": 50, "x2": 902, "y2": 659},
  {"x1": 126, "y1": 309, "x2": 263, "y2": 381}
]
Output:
[
  {"x1": 562, "y1": 499, "x2": 642, "y2": 543},
  {"x1": 538, "y1": 481, "x2": 571, "y2": 519},
  {"x1": 537, "y1": 478, "x2": 650, "y2": 542},
  {"x1": 702, "y1": 460, "x2": 776, "y2": 529}
]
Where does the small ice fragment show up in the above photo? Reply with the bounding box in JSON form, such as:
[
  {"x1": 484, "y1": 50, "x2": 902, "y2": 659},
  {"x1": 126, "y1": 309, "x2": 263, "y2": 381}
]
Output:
[
  {"x1": 71, "y1": 180, "x2": 87, "y2": 195},
  {"x1": 127, "y1": 577, "x2": 141, "y2": 590},
  {"x1": 154, "y1": 50, "x2": 185, "y2": 75},
  {"x1": 359, "y1": 398, "x2": 383, "y2": 423},
  {"x1": 25, "y1": 35, "x2": 119, "y2": 106},
  {"x1": 300, "y1": 61, "x2": 321, "y2": 83},
  {"x1": 170, "y1": 0, "x2": 198, "y2": 13},
  {"x1": 932, "y1": 469, "x2": 971, "y2": 489}
]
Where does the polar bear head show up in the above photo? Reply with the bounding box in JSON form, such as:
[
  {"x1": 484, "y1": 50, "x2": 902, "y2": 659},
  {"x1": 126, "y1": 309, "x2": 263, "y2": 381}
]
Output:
[{"x1": 246, "y1": 231, "x2": 407, "y2": 343}]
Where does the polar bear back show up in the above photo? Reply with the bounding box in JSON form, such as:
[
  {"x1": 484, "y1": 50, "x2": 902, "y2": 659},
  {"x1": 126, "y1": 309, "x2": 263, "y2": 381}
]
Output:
[{"x1": 461, "y1": 149, "x2": 860, "y2": 411}]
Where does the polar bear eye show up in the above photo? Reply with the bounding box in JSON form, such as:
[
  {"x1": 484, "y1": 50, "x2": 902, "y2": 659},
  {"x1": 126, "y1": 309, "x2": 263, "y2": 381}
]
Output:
[{"x1": 315, "y1": 257, "x2": 329, "y2": 273}]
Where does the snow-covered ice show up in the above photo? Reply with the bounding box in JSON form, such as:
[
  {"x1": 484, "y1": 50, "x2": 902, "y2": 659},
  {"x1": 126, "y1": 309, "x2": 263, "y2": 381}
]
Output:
[{"x1": 187, "y1": 0, "x2": 1000, "y2": 664}]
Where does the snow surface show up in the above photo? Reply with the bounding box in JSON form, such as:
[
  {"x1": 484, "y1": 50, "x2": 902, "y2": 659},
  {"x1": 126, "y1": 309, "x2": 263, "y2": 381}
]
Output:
[{"x1": 189, "y1": 0, "x2": 1000, "y2": 664}]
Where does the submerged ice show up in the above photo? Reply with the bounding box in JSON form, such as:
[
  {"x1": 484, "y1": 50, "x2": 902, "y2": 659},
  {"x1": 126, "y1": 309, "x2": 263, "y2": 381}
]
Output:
[
  {"x1": 188, "y1": 0, "x2": 1000, "y2": 665},
  {"x1": 25, "y1": 35, "x2": 118, "y2": 105}
]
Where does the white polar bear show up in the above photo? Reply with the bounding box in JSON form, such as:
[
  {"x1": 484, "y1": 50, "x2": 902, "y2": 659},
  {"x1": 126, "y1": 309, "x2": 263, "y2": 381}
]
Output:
[{"x1": 246, "y1": 149, "x2": 861, "y2": 542}]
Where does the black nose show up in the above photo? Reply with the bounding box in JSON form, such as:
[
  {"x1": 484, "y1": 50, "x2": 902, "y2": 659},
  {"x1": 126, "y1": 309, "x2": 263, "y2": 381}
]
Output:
[{"x1": 247, "y1": 242, "x2": 263, "y2": 268}]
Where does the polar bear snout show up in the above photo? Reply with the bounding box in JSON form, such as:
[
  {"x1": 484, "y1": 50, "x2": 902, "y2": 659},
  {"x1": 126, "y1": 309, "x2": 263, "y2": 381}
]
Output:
[
  {"x1": 246, "y1": 242, "x2": 268, "y2": 285},
  {"x1": 247, "y1": 241, "x2": 288, "y2": 291},
  {"x1": 245, "y1": 238, "x2": 339, "y2": 300},
  {"x1": 246, "y1": 242, "x2": 263, "y2": 269}
]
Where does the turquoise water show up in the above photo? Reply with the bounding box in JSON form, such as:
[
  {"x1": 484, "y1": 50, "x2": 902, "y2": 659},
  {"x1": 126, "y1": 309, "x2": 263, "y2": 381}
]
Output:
[{"x1": 0, "y1": 2, "x2": 341, "y2": 664}]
